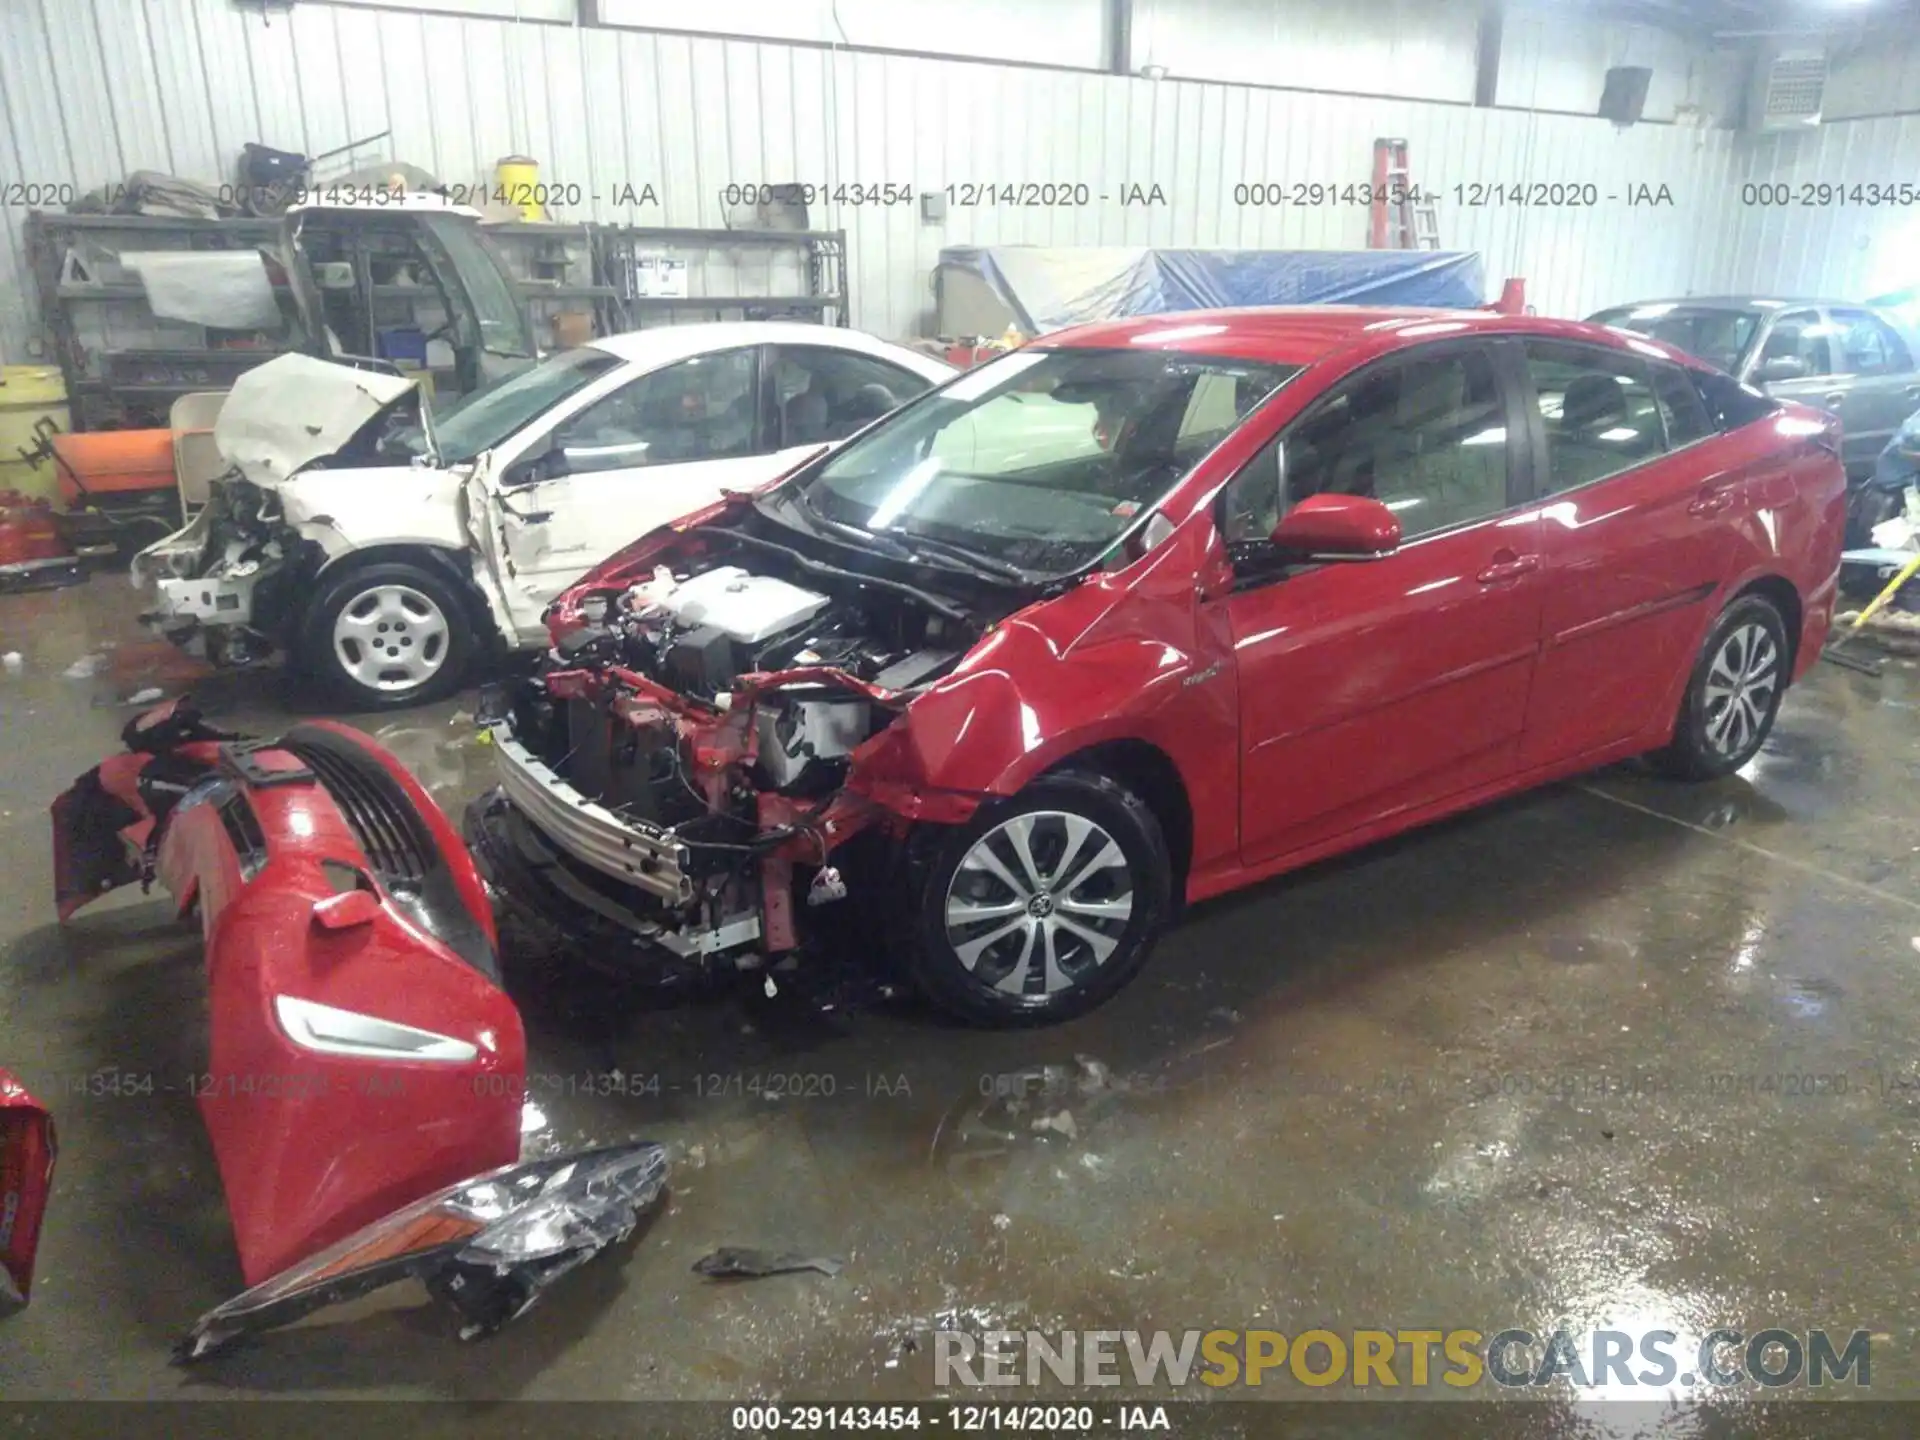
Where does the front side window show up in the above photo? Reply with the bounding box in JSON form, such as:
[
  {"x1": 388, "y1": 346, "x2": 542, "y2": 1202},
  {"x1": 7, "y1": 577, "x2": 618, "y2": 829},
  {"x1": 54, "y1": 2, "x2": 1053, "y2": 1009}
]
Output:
[
  {"x1": 1828, "y1": 308, "x2": 1913, "y2": 377},
  {"x1": 1754, "y1": 309, "x2": 1837, "y2": 380},
  {"x1": 554, "y1": 348, "x2": 759, "y2": 474},
  {"x1": 796, "y1": 347, "x2": 1296, "y2": 577},
  {"x1": 1523, "y1": 341, "x2": 1667, "y2": 494},
  {"x1": 1224, "y1": 347, "x2": 1509, "y2": 544},
  {"x1": 1588, "y1": 304, "x2": 1761, "y2": 375},
  {"x1": 772, "y1": 347, "x2": 934, "y2": 446}
]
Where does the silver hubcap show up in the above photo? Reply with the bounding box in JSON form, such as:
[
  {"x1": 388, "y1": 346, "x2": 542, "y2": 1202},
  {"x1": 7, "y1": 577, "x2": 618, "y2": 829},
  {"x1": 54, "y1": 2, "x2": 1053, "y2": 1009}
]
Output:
[
  {"x1": 1703, "y1": 622, "x2": 1779, "y2": 760},
  {"x1": 944, "y1": 810, "x2": 1134, "y2": 998},
  {"x1": 332, "y1": 584, "x2": 450, "y2": 694}
]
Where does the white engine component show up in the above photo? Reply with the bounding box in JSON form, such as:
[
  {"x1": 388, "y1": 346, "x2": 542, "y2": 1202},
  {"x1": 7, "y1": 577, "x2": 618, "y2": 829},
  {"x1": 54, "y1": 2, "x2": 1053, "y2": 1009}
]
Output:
[
  {"x1": 755, "y1": 696, "x2": 870, "y2": 787},
  {"x1": 661, "y1": 566, "x2": 831, "y2": 644}
]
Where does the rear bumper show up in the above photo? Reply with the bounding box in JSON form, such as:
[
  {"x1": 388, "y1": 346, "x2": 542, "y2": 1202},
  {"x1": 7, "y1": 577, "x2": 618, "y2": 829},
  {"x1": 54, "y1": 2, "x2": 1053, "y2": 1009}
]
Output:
[{"x1": 1797, "y1": 567, "x2": 1840, "y2": 680}]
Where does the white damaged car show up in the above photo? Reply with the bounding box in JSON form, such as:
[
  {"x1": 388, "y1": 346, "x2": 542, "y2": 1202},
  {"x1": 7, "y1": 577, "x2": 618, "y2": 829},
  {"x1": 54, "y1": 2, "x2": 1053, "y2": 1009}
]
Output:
[{"x1": 133, "y1": 324, "x2": 954, "y2": 708}]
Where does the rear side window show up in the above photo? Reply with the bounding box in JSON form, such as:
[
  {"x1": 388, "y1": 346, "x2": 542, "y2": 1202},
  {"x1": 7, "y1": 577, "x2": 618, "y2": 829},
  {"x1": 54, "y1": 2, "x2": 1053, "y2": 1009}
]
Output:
[
  {"x1": 1651, "y1": 363, "x2": 1713, "y2": 447},
  {"x1": 1521, "y1": 341, "x2": 1666, "y2": 494},
  {"x1": 1828, "y1": 308, "x2": 1913, "y2": 377},
  {"x1": 1692, "y1": 370, "x2": 1779, "y2": 432}
]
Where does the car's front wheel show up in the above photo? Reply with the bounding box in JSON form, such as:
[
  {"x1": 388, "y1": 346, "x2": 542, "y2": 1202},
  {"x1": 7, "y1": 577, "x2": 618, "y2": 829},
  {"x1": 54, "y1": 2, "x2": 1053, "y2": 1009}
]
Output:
[
  {"x1": 900, "y1": 771, "x2": 1172, "y2": 1025},
  {"x1": 1651, "y1": 593, "x2": 1790, "y2": 781},
  {"x1": 301, "y1": 560, "x2": 476, "y2": 711}
]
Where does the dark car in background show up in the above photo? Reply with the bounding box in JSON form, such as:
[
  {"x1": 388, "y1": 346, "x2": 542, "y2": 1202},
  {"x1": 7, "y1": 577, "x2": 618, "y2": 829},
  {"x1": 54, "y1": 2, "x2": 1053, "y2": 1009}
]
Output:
[{"x1": 1589, "y1": 297, "x2": 1920, "y2": 479}]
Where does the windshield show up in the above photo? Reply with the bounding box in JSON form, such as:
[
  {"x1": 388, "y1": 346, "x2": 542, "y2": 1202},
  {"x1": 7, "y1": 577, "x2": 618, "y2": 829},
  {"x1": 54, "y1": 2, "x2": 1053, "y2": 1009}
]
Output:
[
  {"x1": 795, "y1": 347, "x2": 1298, "y2": 577},
  {"x1": 419, "y1": 213, "x2": 536, "y2": 358},
  {"x1": 430, "y1": 347, "x2": 620, "y2": 464},
  {"x1": 1589, "y1": 304, "x2": 1762, "y2": 374}
]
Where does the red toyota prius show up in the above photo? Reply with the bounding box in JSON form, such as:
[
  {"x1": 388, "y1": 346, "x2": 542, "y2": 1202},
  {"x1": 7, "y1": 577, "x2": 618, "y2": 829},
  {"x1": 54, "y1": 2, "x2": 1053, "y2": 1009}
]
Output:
[{"x1": 472, "y1": 307, "x2": 1847, "y2": 1025}]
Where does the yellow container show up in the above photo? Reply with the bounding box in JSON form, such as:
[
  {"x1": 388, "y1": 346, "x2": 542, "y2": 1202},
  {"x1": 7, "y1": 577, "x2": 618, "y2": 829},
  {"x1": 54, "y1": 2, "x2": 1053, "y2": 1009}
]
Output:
[
  {"x1": 495, "y1": 155, "x2": 545, "y2": 221},
  {"x1": 0, "y1": 365, "x2": 70, "y2": 502}
]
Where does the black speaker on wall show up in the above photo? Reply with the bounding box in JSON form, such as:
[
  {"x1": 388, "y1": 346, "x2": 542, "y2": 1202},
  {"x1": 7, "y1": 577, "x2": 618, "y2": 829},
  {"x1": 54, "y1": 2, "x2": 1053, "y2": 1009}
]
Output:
[{"x1": 1600, "y1": 66, "x2": 1654, "y2": 124}]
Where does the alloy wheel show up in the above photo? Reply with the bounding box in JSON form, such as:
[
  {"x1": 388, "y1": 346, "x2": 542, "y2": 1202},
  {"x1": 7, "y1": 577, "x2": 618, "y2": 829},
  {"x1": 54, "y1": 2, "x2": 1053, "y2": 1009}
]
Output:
[
  {"x1": 1702, "y1": 621, "x2": 1779, "y2": 760},
  {"x1": 943, "y1": 810, "x2": 1135, "y2": 998}
]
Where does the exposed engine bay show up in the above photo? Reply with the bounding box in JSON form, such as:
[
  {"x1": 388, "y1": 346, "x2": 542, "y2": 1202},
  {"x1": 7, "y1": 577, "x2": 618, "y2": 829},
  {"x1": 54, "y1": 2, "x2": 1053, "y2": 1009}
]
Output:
[
  {"x1": 130, "y1": 356, "x2": 435, "y2": 669},
  {"x1": 470, "y1": 531, "x2": 999, "y2": 978},
  {"x1": 133, "y1": 477, "x2": 308, "y2": 666}
]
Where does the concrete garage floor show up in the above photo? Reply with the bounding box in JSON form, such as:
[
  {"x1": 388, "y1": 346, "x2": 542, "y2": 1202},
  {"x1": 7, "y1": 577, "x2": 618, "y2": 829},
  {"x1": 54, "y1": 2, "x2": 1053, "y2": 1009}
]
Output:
[{"x1": 2, "y1": 574, "x2": 1918, "y2": 1417}]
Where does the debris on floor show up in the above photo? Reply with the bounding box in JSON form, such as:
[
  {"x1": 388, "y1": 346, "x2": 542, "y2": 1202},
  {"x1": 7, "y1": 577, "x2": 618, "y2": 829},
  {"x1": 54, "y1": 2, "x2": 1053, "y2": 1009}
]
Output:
[
  {"x1": 124, "y1": 686, "x2": 164, "y2": 705},
  {"x1": 180, "y1": 1142, "x2": 670, "y2": 1360},
  {"x1": 61, "y1": 653, "x2": 104, "y2": 680},
  {"x1": 1031, "y1": 1109, "x2": 1079, "y2": 1140},
  {"x1": 692, "y1": 1247, "x2": 845, "y2": 1279},
  {"x1": 1, "y1": 651, "x2": 19, "y2": 675}
]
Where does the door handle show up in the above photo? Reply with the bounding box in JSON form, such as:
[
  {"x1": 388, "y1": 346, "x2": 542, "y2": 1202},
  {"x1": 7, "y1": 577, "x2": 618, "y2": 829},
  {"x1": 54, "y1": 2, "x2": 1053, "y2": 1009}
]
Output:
[
  {"x1": 1475, "y1": 553, "x2": 1539, "y2": 585},
  {"x1": 1688, "y1": 484, "x2": 1735, "y2": 518},
  {"x1": 497, "y1": 494, "x2": 553, "y2": 523},
  {"x1": 1823, "y1": 392, "x2": 1847, "y2": 409},
  {"x1": 1904, "y1": 385, "x2": 1920, "y2": 401}
]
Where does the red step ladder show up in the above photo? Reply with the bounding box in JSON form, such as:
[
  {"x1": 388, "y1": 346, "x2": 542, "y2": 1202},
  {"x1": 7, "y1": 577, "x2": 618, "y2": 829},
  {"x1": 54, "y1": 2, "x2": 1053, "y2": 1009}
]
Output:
[{"x1": 1370, "y1": 138, "x2": 1441, "y2": 250}]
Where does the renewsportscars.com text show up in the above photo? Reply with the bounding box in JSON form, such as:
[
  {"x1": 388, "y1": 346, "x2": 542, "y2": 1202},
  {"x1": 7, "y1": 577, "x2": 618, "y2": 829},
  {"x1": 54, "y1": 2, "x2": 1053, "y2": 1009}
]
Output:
[{"x1": 934, "y1": 1327, "x2": 1872, "y2": 1390}]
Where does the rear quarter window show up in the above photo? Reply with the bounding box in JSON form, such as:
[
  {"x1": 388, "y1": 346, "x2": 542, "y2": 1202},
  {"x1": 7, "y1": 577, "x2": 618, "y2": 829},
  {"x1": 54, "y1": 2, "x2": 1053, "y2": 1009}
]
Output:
[
  {"x1": 1691, "y1": 369, "x2": 1779, "y2": 433},
  {"x1": 1652, "y1": 363, "x2": 1714, "y2": 447}
]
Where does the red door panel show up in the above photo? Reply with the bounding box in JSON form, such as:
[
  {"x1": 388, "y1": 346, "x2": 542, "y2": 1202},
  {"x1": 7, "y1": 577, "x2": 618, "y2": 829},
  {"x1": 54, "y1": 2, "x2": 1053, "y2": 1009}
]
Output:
[
  {"x1": 1520, "y1": 446, "x2": 1742, "y2": 765},
  {"x1": 1226, "y1": 507, "x2": 1545, "y2": 865}
]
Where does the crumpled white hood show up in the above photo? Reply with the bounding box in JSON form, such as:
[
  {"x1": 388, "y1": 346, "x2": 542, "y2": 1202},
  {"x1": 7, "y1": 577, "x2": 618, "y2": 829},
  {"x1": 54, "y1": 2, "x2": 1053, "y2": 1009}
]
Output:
[{"x1": 214, "y1": 353, "x2": 419, "y2": 487}]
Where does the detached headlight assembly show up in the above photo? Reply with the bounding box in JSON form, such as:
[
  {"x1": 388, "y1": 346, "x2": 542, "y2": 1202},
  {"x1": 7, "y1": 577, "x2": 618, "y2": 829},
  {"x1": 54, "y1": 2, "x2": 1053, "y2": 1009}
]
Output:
[{"x1": 178, "y1": 1142, "x2": 669, "y2": 1361}]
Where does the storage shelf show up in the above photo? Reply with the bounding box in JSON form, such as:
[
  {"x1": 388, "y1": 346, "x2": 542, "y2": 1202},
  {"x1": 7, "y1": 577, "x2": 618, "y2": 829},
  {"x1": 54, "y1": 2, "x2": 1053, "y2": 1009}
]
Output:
[{"x1": 625, "y1": 294, "x2": 842, "y2": 310}]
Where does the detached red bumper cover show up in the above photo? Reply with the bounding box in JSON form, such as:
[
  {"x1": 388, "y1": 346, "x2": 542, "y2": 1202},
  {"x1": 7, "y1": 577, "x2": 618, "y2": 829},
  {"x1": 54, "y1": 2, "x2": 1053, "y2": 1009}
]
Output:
[
  {"x1": 0, "y1": 1070, "x2": 55, "y2": 1311},
  {"x1": 51, "y1": 699, "x2": 524, "y2": 1287}
]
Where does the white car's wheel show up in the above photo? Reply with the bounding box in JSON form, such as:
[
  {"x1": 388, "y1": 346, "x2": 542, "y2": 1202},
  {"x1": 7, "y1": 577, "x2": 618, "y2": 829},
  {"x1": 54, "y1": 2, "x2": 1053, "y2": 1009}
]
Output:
[{"x1": 302, "y1": 561, "x2": 476, "y2": 711}]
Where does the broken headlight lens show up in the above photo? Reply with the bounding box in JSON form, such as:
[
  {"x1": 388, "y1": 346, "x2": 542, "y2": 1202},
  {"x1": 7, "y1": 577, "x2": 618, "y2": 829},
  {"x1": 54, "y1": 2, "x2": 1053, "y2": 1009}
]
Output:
[{"x1": 178, "y1": 1142, "x2": 668, "y2": 1361}]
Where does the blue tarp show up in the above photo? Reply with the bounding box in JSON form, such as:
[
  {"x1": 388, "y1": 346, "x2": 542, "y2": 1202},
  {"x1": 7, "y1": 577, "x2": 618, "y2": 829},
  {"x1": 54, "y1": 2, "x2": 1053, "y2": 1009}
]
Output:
[{"x1": 938, "y1": 245, "x2": 1486, "y2": 335}]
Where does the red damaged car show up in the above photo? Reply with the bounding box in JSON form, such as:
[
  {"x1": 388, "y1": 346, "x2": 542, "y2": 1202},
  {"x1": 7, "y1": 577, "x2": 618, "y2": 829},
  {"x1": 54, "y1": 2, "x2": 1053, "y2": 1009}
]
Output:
[
  {"x1": 52, "y1": 700, "x2": 666, "y2": 1357},
  {"x1": 468, "y1": 307, "x2": 1845, "y2": 1024}
]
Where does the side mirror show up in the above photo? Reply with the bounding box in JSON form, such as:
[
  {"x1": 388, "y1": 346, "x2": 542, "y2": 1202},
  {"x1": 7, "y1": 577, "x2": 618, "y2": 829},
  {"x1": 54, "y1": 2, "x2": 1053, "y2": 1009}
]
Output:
[
  {"x1": 1752, "y1": 355, "x2": 1812, "y2": 385},
  {"x1": 1270, "y1": 493, "x2": 1401, "y2": 560}
]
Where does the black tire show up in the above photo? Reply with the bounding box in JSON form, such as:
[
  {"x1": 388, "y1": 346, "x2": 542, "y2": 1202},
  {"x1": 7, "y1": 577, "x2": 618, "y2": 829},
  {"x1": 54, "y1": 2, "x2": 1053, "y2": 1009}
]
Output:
[
  {"x1": 299, "y1": 559, "x2": 477, "y2": 711},
  {"x1": 1650, "y1": 594, "x2": 1791, "y2": 781},
  {"x1": 899, "y1": 770, "x2": 1172, "y2": 1026}
]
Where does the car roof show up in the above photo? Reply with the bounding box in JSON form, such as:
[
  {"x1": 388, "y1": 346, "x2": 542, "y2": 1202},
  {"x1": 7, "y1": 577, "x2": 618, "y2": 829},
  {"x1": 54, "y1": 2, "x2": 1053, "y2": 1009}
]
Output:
[
  {"x1": 1031, "y1": 306, "x2": 1708, "y2": 370},
  {"x1": 1590, "y1": 296, "x2": 1867, "y2": 314},
  {"x1": 588, "y1": 322, "x2": 952, "y2": 375}
]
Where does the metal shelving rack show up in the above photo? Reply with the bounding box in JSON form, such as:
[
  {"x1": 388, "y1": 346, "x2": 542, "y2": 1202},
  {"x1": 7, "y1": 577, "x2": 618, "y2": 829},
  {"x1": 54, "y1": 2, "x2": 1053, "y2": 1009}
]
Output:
[
  {"x1": 24, "y1": 211, "x2": 297, "y2": 431},
  {"x1": 591, "y1": 226, "x2": 849, "y2": 331}
]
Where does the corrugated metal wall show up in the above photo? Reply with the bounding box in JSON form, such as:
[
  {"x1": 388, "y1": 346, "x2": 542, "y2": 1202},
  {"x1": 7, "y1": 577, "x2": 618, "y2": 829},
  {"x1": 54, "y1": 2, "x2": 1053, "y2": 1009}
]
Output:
[
  {"x1": 1718, "y1": 117, "x2": 1920, "y2": 301},
  {"x1": 1823, "y1": 37, "x2": 1920, "y2": 121},
  {"x1": 1130, "y1": 0, "x2": 1480, "y2": 103},
  {"x1": 0, "y1": 0, "x2": 1868, "y2": 367}
]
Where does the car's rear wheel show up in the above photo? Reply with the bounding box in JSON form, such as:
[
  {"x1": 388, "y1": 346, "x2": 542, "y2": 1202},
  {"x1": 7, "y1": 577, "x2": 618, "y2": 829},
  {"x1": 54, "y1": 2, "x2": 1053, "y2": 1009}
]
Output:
[
  {"x1": 900, "y1": 771, "x2": 1171, "y2": 1025},
  {"x1": 1650, "y1": 594, "x2": 1790, "y2": 781},
  {"x1": 301, "y1": 561, "x2": 475, "y2": 711}
]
